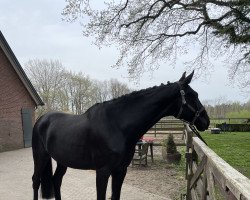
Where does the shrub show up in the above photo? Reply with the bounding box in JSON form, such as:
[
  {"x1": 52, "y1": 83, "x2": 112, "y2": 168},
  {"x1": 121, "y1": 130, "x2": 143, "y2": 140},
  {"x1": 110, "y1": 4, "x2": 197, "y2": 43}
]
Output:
[{"x1": 163, "y1": 134, "x2": 178, "y2": 154}]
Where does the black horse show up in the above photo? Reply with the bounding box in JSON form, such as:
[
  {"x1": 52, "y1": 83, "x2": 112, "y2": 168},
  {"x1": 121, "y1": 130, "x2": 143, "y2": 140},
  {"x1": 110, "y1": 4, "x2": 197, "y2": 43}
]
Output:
[{"x1": 32, "y1": 71, "x2": 209, "y2": 200}]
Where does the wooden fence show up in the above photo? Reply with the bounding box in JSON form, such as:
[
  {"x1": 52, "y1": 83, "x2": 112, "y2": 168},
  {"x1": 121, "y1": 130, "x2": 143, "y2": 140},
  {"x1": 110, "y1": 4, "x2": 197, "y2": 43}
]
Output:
[
  {"x1": 149, "y1": 118, "x2": 185, "y2": 135},
  {"x1": 146, "y1": 117, "x2": 186, "y2": 146},
  {"x1": 184, "y1": 125, "x2": 250, "y2": 200}
]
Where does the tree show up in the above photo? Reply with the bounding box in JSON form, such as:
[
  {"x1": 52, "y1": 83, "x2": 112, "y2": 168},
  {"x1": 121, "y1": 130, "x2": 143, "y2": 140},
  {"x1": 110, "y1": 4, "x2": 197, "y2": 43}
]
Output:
[
  {"x1": 108, "y1": 78, "x2": 131, "y2": 99},
  {"x1": 92, "y1": 80, "x2": 110, "y2": 103},
  {"x1": 203, "y1": 98, "x2": 250, "y2": 118},
  {"x1": 66, "y1": 72, "x2": 94, "y2": 114},
  {"x1": 25, "y1": 59, "x2": 132, "y2": 116},
  {"x1": 25, "y1": 59, "x2": 66, "y2": 116},
  {"x1": 62, "y1": 0, "x2": 250, "y2": 89}
]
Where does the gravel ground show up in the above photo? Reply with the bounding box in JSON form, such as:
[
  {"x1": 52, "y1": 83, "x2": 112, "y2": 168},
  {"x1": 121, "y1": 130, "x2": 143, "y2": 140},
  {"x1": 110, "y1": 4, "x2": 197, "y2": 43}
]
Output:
[{"x1": 125, "y1": 146, "x2": 186, "y2": 200}]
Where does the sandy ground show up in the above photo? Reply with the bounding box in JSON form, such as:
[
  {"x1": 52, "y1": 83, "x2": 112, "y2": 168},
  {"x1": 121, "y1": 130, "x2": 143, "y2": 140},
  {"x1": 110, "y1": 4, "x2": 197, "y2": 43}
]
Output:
[{"x1": 126, "y1": 146, "x2": 186, "y2": 200}]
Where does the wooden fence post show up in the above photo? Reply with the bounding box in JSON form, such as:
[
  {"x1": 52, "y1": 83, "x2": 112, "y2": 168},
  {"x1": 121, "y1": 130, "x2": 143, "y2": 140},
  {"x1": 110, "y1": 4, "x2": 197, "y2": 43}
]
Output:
[{"x1": 185, "y1": 125, "x2": 193, "y2": 200}]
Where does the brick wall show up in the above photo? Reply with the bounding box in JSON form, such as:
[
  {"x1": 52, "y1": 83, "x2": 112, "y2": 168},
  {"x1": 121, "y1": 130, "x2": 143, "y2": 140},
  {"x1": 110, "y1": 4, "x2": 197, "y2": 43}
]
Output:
[{"x1": 0, "y1": 47, "x2": 36, "y2": 152}]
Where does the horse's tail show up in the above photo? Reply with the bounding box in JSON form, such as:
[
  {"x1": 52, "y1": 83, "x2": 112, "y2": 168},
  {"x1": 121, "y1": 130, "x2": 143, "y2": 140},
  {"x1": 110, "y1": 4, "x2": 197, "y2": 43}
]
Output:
[
  {"x1": 32, "y1": 114, "x2": 54, "y2": 199},
  {"x1": 40, "y1": 158, "x2": 54, "y2": 199}
]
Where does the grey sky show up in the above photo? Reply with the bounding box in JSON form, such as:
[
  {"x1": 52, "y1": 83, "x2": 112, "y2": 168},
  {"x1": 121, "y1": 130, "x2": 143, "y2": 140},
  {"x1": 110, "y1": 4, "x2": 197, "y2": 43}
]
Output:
[{"x1": 0, "y1": 0, "x2": 248, "y2": 103}]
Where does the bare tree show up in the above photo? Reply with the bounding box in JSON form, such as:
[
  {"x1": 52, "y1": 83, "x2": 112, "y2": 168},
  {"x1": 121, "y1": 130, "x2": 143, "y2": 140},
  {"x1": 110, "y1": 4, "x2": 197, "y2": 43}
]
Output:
[
  {"x1": 108, "y1": 78, "x2": 131, "y2": 99},
  {"x1": 56, "y1": 72, "x2": 71, "y2": 112},
  {"x1": 66, "y1": 72, "x2": 94, "y2": 114},
  {"x1": 92, "y1": 80, "x2": 110, "y2": 103},
  {"x1": 25, "y1": 59, "x2": 66, "y2": 116},
  {"x1": 62, "y1": 0, "x2": 250, "y2": 89},
  {"x1": 202, "y1": 97, "x2": 250, "y2": 118},
  {"x1": 25, "y1": 59, "x2": 133, "y2": 115}
]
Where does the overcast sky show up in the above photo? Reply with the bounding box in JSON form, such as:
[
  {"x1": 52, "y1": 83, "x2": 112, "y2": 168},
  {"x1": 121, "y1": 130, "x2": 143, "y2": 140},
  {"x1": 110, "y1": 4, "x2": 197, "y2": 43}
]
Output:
[{"x1": 0, "y1": 0, "x2": 249, "y2": 104}]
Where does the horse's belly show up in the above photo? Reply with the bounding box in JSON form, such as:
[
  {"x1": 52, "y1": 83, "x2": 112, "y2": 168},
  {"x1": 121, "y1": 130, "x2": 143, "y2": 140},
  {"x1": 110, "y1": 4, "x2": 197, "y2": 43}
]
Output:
[
  {"x1": 49, "y1": 146, "x2": 106, "y2": 170},
  {"x1": 50, "y1": 154, "x2": 94, "y2": 169},
  {"x1": 46, "y1": 131, "x2": 114, "y2": 170},
  {"x1": 61, "y1": 158, "x2": 95, "y2": 170}
]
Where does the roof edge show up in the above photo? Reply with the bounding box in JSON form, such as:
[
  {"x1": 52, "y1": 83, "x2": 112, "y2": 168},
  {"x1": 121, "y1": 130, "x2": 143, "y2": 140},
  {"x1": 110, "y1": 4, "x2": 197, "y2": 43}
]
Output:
[{"x1": 0, "y1": 31, "x2": 44, "y2": 106}]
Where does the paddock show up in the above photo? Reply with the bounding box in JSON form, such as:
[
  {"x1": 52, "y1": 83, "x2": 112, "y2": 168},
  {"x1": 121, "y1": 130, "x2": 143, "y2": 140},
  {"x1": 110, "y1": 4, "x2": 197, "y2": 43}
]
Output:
[
  {"x1": 0, "y1": 148, "x2": 171, "y2": 200},
  {"x1": 146, "y1": 118, "x2": 250, "y2": 199}
]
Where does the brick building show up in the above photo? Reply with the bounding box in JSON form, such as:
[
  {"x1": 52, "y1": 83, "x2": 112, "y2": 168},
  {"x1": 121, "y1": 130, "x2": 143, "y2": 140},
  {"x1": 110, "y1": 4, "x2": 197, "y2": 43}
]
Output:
[{"x1": 0, "y1": 31, "x2": 44, "y2": 152}]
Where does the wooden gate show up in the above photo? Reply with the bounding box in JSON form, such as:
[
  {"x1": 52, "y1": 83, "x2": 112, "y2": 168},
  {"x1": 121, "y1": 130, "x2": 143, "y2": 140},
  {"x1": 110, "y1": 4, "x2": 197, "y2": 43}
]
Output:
[
  {"x1": 184, "y1": 125, "x2": 250, "y2": 200},
  {"x1": 21, "y1": 108, "x2": 33, "y2": 148}
]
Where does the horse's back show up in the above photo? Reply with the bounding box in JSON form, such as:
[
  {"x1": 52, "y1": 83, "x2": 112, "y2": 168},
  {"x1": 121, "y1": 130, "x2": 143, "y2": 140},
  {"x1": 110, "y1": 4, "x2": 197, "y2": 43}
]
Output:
[{"x1": 34, "y1": 112, "x2": 87, "y2": 140}]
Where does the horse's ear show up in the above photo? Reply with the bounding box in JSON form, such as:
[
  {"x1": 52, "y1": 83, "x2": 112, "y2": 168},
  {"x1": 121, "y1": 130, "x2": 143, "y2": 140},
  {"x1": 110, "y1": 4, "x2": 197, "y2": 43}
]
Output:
[
  {"x1": 183, "y1": 70, "x2": 194, "y2": 85},
  {"x1": 179, "y1": 72, "x2": 186, "y2": 82}
]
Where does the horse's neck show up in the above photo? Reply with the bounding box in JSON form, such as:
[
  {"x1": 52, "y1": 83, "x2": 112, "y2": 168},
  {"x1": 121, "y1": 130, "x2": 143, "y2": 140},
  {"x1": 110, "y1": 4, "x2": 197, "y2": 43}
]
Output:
[{"x1": 106, "y1": 83, "x2": 179, "y2": 142}]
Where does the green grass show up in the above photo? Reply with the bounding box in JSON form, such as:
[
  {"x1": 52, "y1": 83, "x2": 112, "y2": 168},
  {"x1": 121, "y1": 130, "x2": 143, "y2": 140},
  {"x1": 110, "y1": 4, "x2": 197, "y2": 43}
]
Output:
[{"x1": 202, "y1": 132, "x2": 250, "y2": 178}]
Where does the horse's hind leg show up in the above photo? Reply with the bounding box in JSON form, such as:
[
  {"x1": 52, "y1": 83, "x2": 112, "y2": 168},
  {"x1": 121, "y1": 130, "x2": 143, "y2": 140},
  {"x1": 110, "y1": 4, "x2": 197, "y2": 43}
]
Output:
[
  {"x1": 32, "y1": 168, "x2": 40, "y2": 200},
  {"x1": 32, "y1": 149, "x2": 50, "y2": 200},
  {"x1": 53, "y1": 162, "x2": 67, "y2": 200}
]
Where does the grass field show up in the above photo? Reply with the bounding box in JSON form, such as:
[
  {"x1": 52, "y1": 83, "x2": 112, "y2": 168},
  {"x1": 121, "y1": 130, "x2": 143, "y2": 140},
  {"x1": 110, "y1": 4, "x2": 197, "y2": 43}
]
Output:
[{"x1": 202, "y1": 132, "x2": 250, "y2": 178}]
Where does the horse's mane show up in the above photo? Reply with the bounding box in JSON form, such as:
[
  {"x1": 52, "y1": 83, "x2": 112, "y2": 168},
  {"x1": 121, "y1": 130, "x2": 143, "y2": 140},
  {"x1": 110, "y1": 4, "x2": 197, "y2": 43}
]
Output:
[{"x1": 87, "y1": 82, "x2": 174, "y2": 113}]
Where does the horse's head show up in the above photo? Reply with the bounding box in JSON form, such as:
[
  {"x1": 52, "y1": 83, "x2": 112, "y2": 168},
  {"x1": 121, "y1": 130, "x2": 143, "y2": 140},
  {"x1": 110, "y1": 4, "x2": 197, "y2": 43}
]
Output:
[{"x1": 174, "y1": 71, "x2": 210, "y2": 131}]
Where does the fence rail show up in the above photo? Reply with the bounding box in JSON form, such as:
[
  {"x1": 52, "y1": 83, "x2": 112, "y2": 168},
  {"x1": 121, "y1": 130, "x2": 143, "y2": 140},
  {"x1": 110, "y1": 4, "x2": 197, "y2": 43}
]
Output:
[
  {"x1": 149, "y1": 118, "x2": 185, "y2": 133},
  {"x1": 146, "y1": 117, "x2": 186, "y2": 146},
  {"x1": 185, "y1": 125, "x2": 250, "y2": 200}
]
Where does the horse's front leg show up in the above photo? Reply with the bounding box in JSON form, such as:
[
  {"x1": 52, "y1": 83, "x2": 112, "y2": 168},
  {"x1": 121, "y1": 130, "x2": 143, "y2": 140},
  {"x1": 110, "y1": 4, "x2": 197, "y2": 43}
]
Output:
[
  {"x1": 96, "y1": 167, "x2": 111, "y2": 200},
  {"x1": 111, "y1": 167, "x2": 127, "y2": 200}
]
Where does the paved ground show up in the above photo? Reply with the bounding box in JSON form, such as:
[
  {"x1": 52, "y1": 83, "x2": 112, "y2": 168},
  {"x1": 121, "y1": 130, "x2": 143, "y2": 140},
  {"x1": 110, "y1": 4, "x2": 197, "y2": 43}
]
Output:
[{"x1": 0, "y1": 148, "x2": 171, "y2": 200}]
